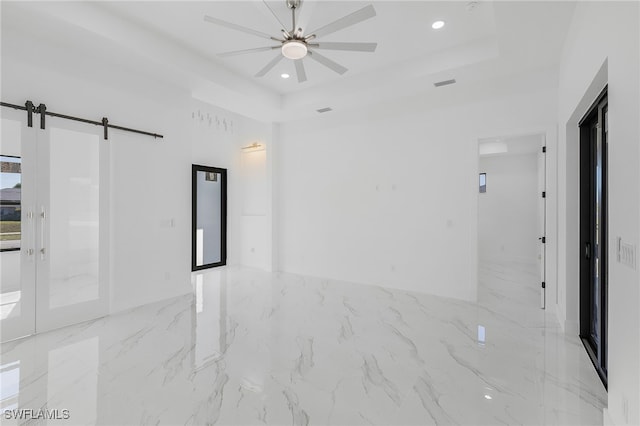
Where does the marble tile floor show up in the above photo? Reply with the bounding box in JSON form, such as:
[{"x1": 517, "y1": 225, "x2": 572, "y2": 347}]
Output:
[{"x1": 0, "y1": 261, "x2": 607, "y2": 425}]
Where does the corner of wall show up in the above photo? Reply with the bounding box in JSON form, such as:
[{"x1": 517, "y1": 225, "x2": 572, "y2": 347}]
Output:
[
  {"x1": 554, "y1": 301, "x2": 567, "y2": 332},
  {"x1": 603, "y1": 408, "x2": 617, "y2": 426}
]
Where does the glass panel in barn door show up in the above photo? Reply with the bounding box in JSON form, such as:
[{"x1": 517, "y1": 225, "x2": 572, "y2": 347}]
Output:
[{"x1": 35, "y1": 116, "x2": 109, "y2": 333}]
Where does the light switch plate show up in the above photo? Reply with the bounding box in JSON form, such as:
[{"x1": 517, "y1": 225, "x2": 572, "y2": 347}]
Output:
[{"x1": 617, "y1": 237, "x2": 636, "y2": 270}]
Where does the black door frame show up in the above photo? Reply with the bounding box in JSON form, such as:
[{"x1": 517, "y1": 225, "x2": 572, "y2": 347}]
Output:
[
  {"x1": 578, "y1": 86, "x2": 608, "y2": 388},
  {"x1": 192, "y1": 164, "x2": 227, "y2": 271}
]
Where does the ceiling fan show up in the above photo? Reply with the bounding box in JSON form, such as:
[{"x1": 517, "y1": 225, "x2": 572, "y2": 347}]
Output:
[{"x1": 204, "y1": 0, "x2": 378, "y2": 83}]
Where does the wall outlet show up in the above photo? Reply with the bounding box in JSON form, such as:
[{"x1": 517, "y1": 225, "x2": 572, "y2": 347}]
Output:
[
  {"x1": 160, "y1": 218, "x2": 175, "y2": 228},
  {"x1": 617, "y1": 237, "x2": 636, "y2": 270}
]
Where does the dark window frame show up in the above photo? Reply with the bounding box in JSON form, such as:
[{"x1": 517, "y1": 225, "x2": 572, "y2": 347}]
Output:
[
  {"x1": 192, "y1": 164, "x2": 227, "y2": 271},
  {"x1": 578, "y1": 85, "x2": 608, "y2": 388}
]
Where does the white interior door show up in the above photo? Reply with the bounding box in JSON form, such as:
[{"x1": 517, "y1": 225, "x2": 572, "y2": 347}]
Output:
[
  {"x1": 537, "y1": 141, "x2": 547, "y2": 309},
  {"x1": 35, "y1": 116, "x2": 109, "y2": 333},
  {"x1": 1, "y1": 110, "x2": 109, "y2": 342},
  {"x1": 0, "y1": 108, "x2": 37, "y2": 342}
]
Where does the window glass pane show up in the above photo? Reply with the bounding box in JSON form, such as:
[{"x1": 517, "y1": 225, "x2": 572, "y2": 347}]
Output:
[
  {"x1": 1, "y1": 119, "x2": 24, "y2": 324},
  {"x1": 0, "y1": 156, "x2": 22, "y2": 251},
  {"x1": 196, "y1": 171, "x2": 222, "y2": 266},
  {"x1": 479, "y1": 173, "x2": 486, "y2": 193}
]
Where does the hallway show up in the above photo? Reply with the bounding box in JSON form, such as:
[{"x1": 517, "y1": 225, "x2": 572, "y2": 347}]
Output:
[{"x1": 1, "y1": 262, "x2": 607, "y2": 425}]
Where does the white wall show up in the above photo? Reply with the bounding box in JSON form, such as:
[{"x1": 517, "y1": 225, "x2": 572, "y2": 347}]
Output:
[
  {"x1": 190, "y1": 99, "x2": 273, "y2": 272},
  {"x1": 276, "y1": 84, "x2": 557, "y2": 302},
  {"x1": 556, "y1": 2, "x2": 640, "y2": 424},
  {"x1": 1, "y1": 12, "x2": 274, "y2": 316},
  {"x1": 0, "y1": 56, "x2": 194, "y2": 314},
  {"x1": 479, "y1": 153, "x2": 539, "y2": 263}
]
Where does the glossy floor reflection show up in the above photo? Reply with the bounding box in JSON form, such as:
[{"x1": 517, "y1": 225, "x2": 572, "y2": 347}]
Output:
[{"x1": 0, "y1": 262, "x2": 606, "y2": 425}]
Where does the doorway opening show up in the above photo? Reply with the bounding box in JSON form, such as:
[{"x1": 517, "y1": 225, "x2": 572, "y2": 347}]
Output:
[
  {"x1": 579, "y1": 87, "x2": 608, "y2": 387},
  {"x1": 477, "y1": 133, "x2": 547, "y2": 311}
]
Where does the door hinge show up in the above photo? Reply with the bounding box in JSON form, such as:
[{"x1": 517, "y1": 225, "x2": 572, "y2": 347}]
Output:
[
  {"x1": 542, "y1": 282, "x2": 546, "y2": 289},
  {"x1": 542, "y1": 146, "x2": 547, "y2": 153},
  {"x1": 542, "y1": 191, "x2": 546, "y2": 198},
  {"x1": 541, "y1": 237, "x2": 546, "y2": 244}
]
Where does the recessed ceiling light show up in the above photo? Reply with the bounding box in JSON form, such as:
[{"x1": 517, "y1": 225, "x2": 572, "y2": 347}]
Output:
[
  {"x1": 281, "y1": 73, "x2": 290, "y2": 79},
  {"x1": 432, "y1": 20, "x2": 445, "y2": 30},
  {"x1": 484, "y1": 395, "x2": 493, "y2": 400}
]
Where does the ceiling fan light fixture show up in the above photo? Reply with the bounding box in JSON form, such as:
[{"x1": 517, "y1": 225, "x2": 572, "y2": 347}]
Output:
[{"x1": 282, "y1": 40, "x2": 308, "y2": 60}]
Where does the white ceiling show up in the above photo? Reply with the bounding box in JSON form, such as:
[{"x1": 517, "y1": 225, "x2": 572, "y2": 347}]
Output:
[
  {"x1": 1, "y1": 1, "x2": 577, "y2": 122},
  {"x1": 98, "y1": 1, "x2": 498, "y2": 95}
]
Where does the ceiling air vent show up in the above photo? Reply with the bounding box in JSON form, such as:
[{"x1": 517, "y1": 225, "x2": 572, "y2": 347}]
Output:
[
  {"x1": 434, "y1": 79, "x2": 457, "y2": 88},
  {"x1": 317, "y1": 107, "x2": 333, "y2": 113},
  {"x1": 466, "y1": 1, "x2": 480, "y2": 12}
]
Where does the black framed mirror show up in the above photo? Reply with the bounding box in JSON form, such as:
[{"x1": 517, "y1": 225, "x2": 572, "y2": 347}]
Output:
[{"x1": 192, "y1": 165, "x2": 227, "y2": 271}]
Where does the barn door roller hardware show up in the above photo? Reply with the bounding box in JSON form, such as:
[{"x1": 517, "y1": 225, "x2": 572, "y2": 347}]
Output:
[{"x1": 0, "y1": 100, "x2": 163, "y2": 140}]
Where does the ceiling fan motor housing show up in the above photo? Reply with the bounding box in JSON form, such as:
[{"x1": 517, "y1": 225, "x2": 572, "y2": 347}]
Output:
[{"x1": 286, "y1": 0, "x2": 301, "y2": 10}]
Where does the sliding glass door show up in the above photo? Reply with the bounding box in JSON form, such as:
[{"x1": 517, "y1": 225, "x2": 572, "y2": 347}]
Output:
[{"x1": 0, "y1": 109, "x2": 109, "y2": 342}]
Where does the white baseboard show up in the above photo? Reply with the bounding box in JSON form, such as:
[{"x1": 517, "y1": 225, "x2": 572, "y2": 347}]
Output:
[
  {"x1": 553, "y1": 304, "x2": 565, "y2": 331},
  {"x1": 552, "y1": 303, "x2": 579, "y2": 335},
  {"x1": 563, "y1": 319, "x2": 579, "y2": 335}
]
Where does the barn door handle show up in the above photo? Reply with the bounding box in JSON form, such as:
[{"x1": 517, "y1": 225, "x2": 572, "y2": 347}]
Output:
[{"x1": 39, "y1": 207, "x2": 46, "y2": 259}]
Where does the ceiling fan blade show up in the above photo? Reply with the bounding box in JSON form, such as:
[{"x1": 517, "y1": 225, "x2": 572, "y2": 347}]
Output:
[
  {"x1": 294, "y1": 59, "x2": 307, "y2": 83},
  {"x1": 313, "y1": 42, "x2": 377, "y2": 52},
  {"x1": 308, "y1": 51, "x2": 347, "y2": 75},
  {"x1": 308, "y1": 5, "x2": 376, "y2": 38},
  {"x1": 218, "y1": 46, "x2": 280, "y2": 58},
  {"x1": 262, "y1": 0, "x2": 288, "y2": 32},
  {"x1": 204, "y1": 15, "x2": 274, "y2": 40},
  {"x1": 255, "y1": 54, "x2": 284, "y2": 77}
]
